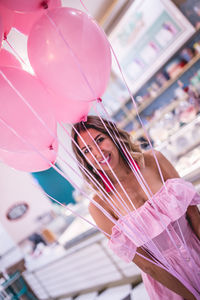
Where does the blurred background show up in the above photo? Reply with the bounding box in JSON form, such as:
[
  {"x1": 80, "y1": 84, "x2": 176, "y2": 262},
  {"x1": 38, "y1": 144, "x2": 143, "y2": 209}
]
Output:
[{"x1": 0, "y1": 0, "x2": 200, "y2": 299}]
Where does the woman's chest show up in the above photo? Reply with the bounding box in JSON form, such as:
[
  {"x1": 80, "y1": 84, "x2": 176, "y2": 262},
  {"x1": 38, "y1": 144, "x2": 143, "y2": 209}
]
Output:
[{"x1": 110, "y1": 170, "x2": 163, "y2": 215}]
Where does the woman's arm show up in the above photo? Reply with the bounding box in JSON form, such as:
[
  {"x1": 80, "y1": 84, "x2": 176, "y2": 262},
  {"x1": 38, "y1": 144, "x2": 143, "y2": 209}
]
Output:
[
  {"x1": 89, "y1": 197, "x2": 197, "y2": 300},
  {"x1": 186, "y1": 205, "x2": 200, "y2": 239},
  {"x1": 152, "y1": 150, "x2": 200, "y2": 240},
  {"x1": 134, "y1": 248, "x2": 196, "y2": 300}
]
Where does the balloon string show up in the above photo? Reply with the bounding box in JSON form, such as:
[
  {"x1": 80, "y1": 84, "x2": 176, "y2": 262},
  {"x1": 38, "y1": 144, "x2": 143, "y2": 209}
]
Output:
[
  {"x1": 58, "y1": 124, "x2": 181, "y2": 271},
  {"x1": 109, "y1": 45, "x2": 167, "y2": 189},
  {"x1": 0, "y1": 116, "x2": 118, "y2": 230},
  {"x1": 78, "y1": 0, "x2": 168, "y2": 188},
  {"x1": 0, "y1": 71, "x2": 123, "y2": 225},
  {"x1": 95, "y1": 103, "x2": 153, "y2": 200},
  {"x1": 38, "y1": 189, "x2": 110, "y2": 238},
  {"x1": 81, "y1": 122, "x2": 136, "y2": 212},
  {"x1": 79, "y1": 0, "x2": 89, "y2": 13},
  {"x1": 71, "y1": 123, "x2": 131, "y2": 214},
  {"x1": 0, "y1": 112, "x2": 173, "y2": 274},
  {"x1": 70, "y1": 120, "x2": 186, "y2": 278},
  {"x1": 1, "y1": 117, "x2": 199, "y2": 296},
  {"x1": 56, "y1": 152, "x2": 123, "y2": 220},
  {"x1": 34, "y1": 179, "x2": 177, "y2": 274},
  {"x1": 0, "y1": 115, "x2": 161, "y2": 265},
  {"x1": 53, "y1": 138, "x2": 169, "y2": 267},
  {"x1": 58, "y1": 123, "x2": 124, "y2": 219},
  {"x1": 96, "y1": 31, "x2": 197, "y2": 282},
  {"x1": 96, "y1": 104, "x2": 200, "y2": 286},
  {"x1": 43, "y1": 5, "x2": 175, "y2": 261},
  {"x1": 95, "y1": 112, "x2": 198, "y2": 279},
  {"x1": 1, "y1": 15, "x2": 198, "y2": 292},
  {"x1": 36, "y1": 181, "x2": 173, "y2": 273},
  {"x1": 76, "y1": 4, "x2": 200, "y2": 290},
  {"x1": 4, "y1": 39, "x2": 27, "y2": 66},
  {"x1": 97, "y1": 101, "x2": 153, "y2": 198},
  {"x1": 1, "y1": 39, "x2": 197, "y2": 294},
  {"x1": 78, "y1": 1, "x2": 179, "y2": 244},
  {"x1": 58, "y1": 122, "x2": 184, "y2": 272},
  {"x1": 35, "y1": 177, "x2": 200, "y2": 290},
  {"x1": 93, "y1": 105, "x2": 198, "y2": 277},
  {"x1": 0, "y1": 70, "x2": 116, "y2": 218}
]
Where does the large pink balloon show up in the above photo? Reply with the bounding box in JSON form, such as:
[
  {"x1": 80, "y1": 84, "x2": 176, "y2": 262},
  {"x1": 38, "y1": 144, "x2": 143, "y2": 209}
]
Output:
[
  {"x1": 0, "y1": 3, "x2": 14, "y2": 38},
  {"x1": 0, "y1": 67, "x2": 57, "y2": 151},
  {"x1": 0, "y1": 49, "x2": 21, "y2": 68},
  {"x1": 47, "y1": 89, "x2": 91, "y2": 123},
  {"x1": 0, "y1": 0, "x2": 50, "y2": 12},
  {"x1": 28, "y1": 7, "x2": 111, "y2": 102},
  {"x1": 0, "y1": 139, "x2": 58, "y2": 172},
  {"x1": 13, "y1": 0, "x2": 61, "y2": 35}
]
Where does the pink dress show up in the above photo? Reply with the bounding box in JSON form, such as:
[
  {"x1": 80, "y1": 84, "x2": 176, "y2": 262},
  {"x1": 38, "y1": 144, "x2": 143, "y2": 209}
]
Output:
[{"x1": 108, "y1": 178, "x2": 200, "y2": 299}]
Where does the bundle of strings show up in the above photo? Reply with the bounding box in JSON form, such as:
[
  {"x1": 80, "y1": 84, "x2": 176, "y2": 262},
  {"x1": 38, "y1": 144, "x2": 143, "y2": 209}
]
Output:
[{"x1": 0, "y1": 2, "x2": 200, "y2": 298}]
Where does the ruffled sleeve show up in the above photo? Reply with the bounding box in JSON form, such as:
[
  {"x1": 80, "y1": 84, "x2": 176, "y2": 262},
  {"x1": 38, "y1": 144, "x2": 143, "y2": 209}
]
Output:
[
  {"x1": 108, "y1": 224, "x2": 137, "y2": 263},
  {"x1": 108, "y1": 178, "x2": 200, "y2": 262}
]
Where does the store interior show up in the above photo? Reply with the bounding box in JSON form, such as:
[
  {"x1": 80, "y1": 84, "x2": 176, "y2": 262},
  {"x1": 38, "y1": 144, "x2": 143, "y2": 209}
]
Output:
[{"x1": 0, "y1": 0, "x2": 200, "y2": 299}]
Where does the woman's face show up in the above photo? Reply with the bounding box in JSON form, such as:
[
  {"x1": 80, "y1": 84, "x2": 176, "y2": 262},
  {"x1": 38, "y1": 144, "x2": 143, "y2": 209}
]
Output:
[{"x1": 77, "y1": 128, "x2": 120, "y2": 172}]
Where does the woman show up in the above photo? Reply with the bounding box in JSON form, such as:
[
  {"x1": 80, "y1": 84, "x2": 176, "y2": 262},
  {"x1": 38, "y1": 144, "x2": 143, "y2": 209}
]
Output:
[{"x1": 71, "y1": 115, "x2": 200, "y2": 300}]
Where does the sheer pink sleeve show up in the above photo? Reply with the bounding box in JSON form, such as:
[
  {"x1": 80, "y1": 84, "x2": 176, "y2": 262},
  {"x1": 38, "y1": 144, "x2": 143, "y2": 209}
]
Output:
[{"x1": 108, "y1": 225, "x2": 137, "y2": 263}]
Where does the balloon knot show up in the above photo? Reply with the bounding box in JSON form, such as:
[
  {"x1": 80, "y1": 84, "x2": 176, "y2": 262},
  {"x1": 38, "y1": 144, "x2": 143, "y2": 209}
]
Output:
[
  {"x1": 3, "y1": 33, "x2": 7, "y2": 40},
  {"x1": 41, "y1": 1, "x2": 48, "y2": 9},
  {"x1": 97, "y1": 98, "x2": 102, "y2": 103},
  {"x1": 80, "y1": 115, "x2": 88, "y2": 123},
  {"x1": 49, "y1": 144, "x2": 53, "y2": 150}
]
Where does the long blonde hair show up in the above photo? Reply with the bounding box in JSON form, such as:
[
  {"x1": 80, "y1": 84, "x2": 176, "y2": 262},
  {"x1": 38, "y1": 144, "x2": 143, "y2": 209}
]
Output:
[{"x1": 71, "y1": 115, "x2": 144, "y2": 191}]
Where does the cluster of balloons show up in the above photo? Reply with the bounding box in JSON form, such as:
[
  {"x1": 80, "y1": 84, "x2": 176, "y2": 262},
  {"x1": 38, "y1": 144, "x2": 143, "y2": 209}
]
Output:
[{"x1": 0, "y1": 0, "x2": 111, "y2": 172}]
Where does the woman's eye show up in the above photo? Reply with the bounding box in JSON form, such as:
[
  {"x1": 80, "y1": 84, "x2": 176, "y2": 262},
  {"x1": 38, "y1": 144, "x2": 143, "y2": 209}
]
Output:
[
  {"x1": 84, "y1": 148, "x2": 90, "y2": 155},
  {"x1": 97, "y1": 137, "x2": 104, "y2": 144}
]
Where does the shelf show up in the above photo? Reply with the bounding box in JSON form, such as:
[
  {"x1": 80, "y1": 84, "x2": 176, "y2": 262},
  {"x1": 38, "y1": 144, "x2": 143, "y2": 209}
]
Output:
[
  {"x1": 118, "y1": 52, "x2": 200, "y2": 129},
  {"x1": 155, "y1": 114, "x2": 200, "y2": 153},
  {"x1": 112, "y1": 28, "x2": 200, "y2": 119},
  {"x1": 131, "y1": 94, "x2": 188, "y2": 140}
]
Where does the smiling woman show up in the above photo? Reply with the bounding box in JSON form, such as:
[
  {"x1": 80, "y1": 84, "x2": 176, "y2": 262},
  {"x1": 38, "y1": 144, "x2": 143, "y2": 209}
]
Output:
[
  {"x1": 71, "y1": 115, "x2": 200, "y2": 300},
  {"x1": 71, "y1": 115, "x2": 144, "y2": 192}
]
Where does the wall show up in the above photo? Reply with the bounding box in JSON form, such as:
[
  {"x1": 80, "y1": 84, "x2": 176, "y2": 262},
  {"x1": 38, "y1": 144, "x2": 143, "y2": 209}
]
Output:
[{"x1": 0, "y1": 162, "x2": 53, "y2": 243}]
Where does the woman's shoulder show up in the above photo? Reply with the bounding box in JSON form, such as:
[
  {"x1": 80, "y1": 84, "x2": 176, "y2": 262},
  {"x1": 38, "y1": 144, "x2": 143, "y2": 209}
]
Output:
[
  {"x1": 88, "y1": 194, "x2": 101, "y2": 213},
  {"x1": 143, "y1": 149, "x2": 161, "y2": 167},
  {"x1": 89, "y1": 194, "x2": 109, "y2": 214},
  {"x1": 89, "y1": 194, "x2": 116, "y2": 220}
]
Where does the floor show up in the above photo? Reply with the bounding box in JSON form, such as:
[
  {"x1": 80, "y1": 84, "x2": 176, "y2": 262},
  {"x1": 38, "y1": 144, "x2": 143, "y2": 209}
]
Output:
[{"x1": 60, "y1": 282, "x2": 150, "y2": 300}]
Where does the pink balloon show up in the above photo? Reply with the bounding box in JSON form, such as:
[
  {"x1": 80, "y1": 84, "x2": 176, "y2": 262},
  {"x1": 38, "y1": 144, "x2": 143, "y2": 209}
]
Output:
[
  {"x1": 28, "y1": 7, "x2": 111, "y2": 102},
  {"x1": 0, "y1": 0, "x2": 50, "y2": 12},
  {"x1": 0, "y1": 17, "x2": 3, "y2": 48},
  {"x1": 0, "y1": 66, "x2": 57, "y2": 151},
  {"x1": 0, "y1": 49, "x2": 21, "y2": 68},
  {"x1": 0, "y1": 139, "x2": 58, "y2": 172},
  {"x1": 47, "y1": 89, "x2": 91, "y2": 123},
  {"x1": 13, "y1": 0, "x2": 61, "y2": 35},
  {"x1": 0, "y1": 3, "x2": 14, "y2": 38}
]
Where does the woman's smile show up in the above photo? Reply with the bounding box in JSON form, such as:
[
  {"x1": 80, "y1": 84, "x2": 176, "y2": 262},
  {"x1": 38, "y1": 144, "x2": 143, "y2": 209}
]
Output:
[
  {"x1": 99, "y1": 153, "x2": 111, "y2": 165},
  {"x1": 77, "y1": 128, "x2": 119, "y2": 171}
]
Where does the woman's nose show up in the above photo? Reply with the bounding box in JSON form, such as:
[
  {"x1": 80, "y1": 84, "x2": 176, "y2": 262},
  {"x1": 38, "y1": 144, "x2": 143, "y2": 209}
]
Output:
[{"x1": 93, "y1": 146, "x2": 101, "y2": 159}]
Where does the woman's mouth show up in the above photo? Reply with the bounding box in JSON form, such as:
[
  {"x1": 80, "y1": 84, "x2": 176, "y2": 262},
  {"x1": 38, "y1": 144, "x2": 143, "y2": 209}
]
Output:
[{"x1": 99, "y1": 154, "x2": 111, "y2": 165}]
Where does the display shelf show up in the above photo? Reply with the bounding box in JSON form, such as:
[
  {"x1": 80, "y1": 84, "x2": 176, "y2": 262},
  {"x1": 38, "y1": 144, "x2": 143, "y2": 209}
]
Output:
[
  {"x1": 131, "y1": 94, "x2": 188, "y2": 140},
  {"x1": 112, "y1": 28, "x2": 200, "y2": 120},
  {"x1": 118, "y1": 52, "x2": 200, "y2": 129},
  {"x1": 155, "y1": 114, "x2": 200, "y2": 154}
]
